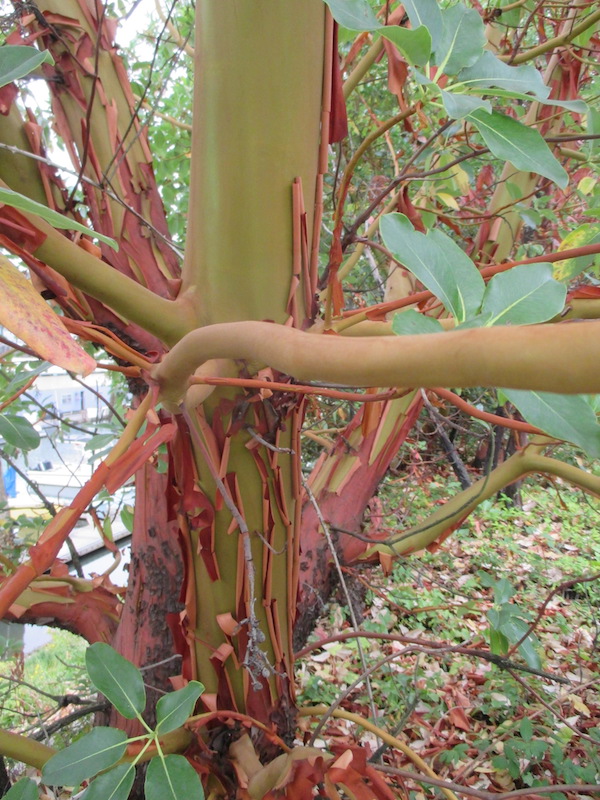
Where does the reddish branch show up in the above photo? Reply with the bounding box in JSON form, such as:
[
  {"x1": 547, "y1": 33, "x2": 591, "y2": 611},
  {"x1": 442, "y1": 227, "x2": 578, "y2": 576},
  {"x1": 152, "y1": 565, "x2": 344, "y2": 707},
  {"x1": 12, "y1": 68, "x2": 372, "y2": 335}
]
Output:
[
  {"x1": 343, "y1": 242, "x2": 600, "y2": 320},
  {"x1": 431, "y1": 389, "x2": 542, "y2": 435}
]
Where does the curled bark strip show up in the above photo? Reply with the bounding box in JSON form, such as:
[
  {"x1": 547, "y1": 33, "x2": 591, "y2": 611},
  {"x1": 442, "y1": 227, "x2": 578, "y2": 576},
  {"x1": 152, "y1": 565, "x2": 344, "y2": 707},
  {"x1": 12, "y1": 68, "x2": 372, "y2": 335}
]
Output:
[{"x1": 153, "y1": 320, "x2": 600, "y2": 410}]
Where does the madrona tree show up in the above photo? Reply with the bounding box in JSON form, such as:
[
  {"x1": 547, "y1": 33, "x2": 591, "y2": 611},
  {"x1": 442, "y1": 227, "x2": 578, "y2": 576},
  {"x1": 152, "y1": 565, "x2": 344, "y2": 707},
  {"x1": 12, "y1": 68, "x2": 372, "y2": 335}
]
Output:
[{"x1": 0, "y1": 0, "x2": 599, "y2": 796}]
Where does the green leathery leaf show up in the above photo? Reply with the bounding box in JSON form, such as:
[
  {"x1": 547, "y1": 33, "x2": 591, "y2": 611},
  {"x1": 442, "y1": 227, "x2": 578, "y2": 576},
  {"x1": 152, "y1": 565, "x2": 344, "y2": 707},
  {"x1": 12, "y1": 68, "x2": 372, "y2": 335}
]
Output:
[
  {"x1": 454, "y1": 314, "x2": 492, "y2": 330},
  {"x1": 86, "y1": 643, "x2": 146, "y2": 719},
  {"x1": 380, "y1": 213, "x2": 485, "y2": 323},
  {"x1": 79, "y1": 764, "x2": 136, "y2": 800},
  {"x1": 42, "y1": 727, "x2": 127, "y2": 787},
  {"x1": 322, "y1": 0, "x2": 379, "y2": 31},
  {"x1": 502, "y1": 390, "x2": 600, "y2": 458},
  {"x1": 155, "y1": 681, "x2": 205, "y2": 734},
  {"x1": 378, "y1": 25, "x2": 431, "y2": 67},
  {"x1": 1, "y1": 362, "x2": 48, "y2": 397},
  {"x1": 4, "y1": 779, "x2": 39, "y2": 800},
  {"x1": 457, "y1": 51, "x2": 550, "y2": 98},
  {"x1": 440, "y1": 89, "x2": 491, "y2": 120},
  {"x1": 472, "y1": 87, "x2": 586, "y2": 113},
  {"x1": 402, "y1": 0, "x2": 443, "y2": 52},
  {"x1": 0, "y1": 45, "x2": 54, "y2": 88},
  {"x1": 0, "y1": 187, "x2": 118, "y2": 250},
  {"x1": 480, "y1": 263, "x2": 566, "y2": 326},
  {"x1": 145, "y1": 755, "x2": 204, "y2": 800},
  {"x1": 468, "y1": 110, "x2": 568, "y2": 188},
  {"x1": 435, "y1": 3, "x2": 486, "y2": 75},
  {"x1": 391, "y1": 309, "x2": 444, "y2": 336},
  {"x1": 0, "y1": 413, "x2": 40, "y2": 451}
]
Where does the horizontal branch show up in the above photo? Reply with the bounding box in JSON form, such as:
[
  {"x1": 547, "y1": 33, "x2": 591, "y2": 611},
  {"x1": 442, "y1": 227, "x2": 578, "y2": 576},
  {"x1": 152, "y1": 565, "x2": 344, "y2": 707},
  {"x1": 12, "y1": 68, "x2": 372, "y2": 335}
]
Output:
[{"x1": 153, "y1": 320, "x2": 600, "y2": 409}]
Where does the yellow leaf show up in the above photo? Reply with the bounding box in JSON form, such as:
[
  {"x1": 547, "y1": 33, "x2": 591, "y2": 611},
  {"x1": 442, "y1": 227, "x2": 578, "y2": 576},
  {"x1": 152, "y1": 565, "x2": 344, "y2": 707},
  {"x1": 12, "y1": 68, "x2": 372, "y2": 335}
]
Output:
[
  {"x1": 577, "y1": 176, "x2": 596, "y2": 195},
  {"x1": 567, "y1": 694, "x2": 591, "y2": 717},
  {"x1": 451, "y1": 163, "x2": 471, "y2": 195},
  {"x1": 552, "y1": 222, "x2": 600, "y2": 281},
  {"x1": 0, "y1": 255, "x2": 96, "y2": 375},
  {"x1": 437, "y1": 192, "x2": 460, "y2": 210}
]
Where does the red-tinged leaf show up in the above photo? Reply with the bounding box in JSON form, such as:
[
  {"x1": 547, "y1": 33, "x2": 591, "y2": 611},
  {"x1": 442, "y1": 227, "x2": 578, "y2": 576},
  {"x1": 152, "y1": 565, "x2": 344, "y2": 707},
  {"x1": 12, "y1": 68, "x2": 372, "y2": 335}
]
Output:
[
  {"x1": 396, "y1": 186, "x2": 425, "y2": 232},
  {"x1": 448, "y1": 706, "x2": 471, "y2": 731},
  {"x1": 382, "y1": 37, "x2": 408, "y2": 107},
  {"x1": 0, "y1": 254, "x2": 96, "y2": 375},
  {"x1": 327, "y1": 747, "x2": 397, "y2": 799}
]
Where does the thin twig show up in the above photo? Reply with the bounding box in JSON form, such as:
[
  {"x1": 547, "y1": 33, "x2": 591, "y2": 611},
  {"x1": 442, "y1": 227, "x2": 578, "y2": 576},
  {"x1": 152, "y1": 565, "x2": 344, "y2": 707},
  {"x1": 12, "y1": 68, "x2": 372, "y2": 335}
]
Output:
[
  {"x1": 507, "y1": 571, "x2": 600, "y2": 656},
  {"x1": 295, "y1": 630, "x2": 571, "y2": 684},
  {"x1": 245, "y1": 426, "x2": 294, "y2": 454},
  {"x1": 0, "y1": 450, "x2": 84, "y2": 576},
  {"x1": 0, "y1": 142, "x2": 183, "y2": 257},
  {"x1": 302, "y1": 478, "x2": 380, "y2": 742},
  {"x1": 68, "y1": 372, "x2": 126, "y2": 428},
  {"x1": 422, "y1": 391, "x2": 472, "y2": 490},
  {"x1": 376, "y1": 764, "x2": 600, "y2": 800},
  {"x1": 139, "y1": 654, "x2": 182, "y2": 673},
  {"x1": 30, "y1": 701, "x2": 108, "y2": 741}
]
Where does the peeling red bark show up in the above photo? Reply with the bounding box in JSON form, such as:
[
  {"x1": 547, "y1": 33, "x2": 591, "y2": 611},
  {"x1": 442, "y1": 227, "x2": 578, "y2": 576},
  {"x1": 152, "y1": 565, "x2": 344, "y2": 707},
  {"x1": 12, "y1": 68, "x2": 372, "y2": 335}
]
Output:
[{"x1": 109, "y1": 460, "x2": 183, "y2": 733}]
